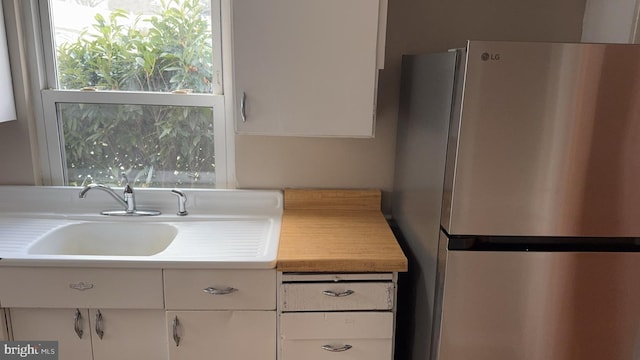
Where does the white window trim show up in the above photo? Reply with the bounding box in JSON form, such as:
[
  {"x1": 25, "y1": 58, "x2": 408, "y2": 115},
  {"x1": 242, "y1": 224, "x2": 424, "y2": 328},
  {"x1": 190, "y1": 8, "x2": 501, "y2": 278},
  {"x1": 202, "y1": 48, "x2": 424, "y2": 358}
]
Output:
[
  {"x1": 221, "y1": 0, "x2": 237, "y2": 188},
  {"x1": 41, "y1": 90, "x2": 229, "y2": 187},
  {"x1": 18, "y1": 0, "x2": 235, "y2": 188}
]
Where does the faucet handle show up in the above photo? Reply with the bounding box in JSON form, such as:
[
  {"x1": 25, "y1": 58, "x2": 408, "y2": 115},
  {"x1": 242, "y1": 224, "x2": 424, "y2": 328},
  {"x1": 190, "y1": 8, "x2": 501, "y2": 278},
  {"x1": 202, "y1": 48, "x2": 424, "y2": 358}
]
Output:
[
  {"x1": 120, "y1": 172, "x2": 135, "y2": 212},
  {"x1": 121, "y1": 172, "x2": 132, "y2": 191},
  {"x1": 121, "y1": 172, "x2": 133, "y2": 195},
  {"x1": 171, "y1": 189, "x2": 188, "y2": 216}
]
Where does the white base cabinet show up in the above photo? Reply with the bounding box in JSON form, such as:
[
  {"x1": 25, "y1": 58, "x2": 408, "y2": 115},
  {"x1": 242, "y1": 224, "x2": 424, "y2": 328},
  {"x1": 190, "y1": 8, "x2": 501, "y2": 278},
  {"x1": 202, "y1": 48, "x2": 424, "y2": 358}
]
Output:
[
  {"x1": 164, "y1": 269, "x2": 277, "y2": 360},
  {"x1": 167, "y1": 311, "x2": 276, "y2": 360},
  {"x1": 0, "y1": 267, "x2": 277, "y2": 360},
  {"x1": 11, "y1": 308, "x2": 167, "y2": 360},
  {"x1": 1, "y1": 268, "x2": 399, "y2": 359},
  {"x1": 278, "y1": 273, "x2": 398, "y2": 360}
]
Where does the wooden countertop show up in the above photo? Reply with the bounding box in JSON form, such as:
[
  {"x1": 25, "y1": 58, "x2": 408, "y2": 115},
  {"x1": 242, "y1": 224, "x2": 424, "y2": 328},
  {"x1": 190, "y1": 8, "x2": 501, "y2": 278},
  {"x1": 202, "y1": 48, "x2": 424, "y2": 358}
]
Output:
[{"x1": 276, "y1": 189, "x2": 408, "y2": 273}]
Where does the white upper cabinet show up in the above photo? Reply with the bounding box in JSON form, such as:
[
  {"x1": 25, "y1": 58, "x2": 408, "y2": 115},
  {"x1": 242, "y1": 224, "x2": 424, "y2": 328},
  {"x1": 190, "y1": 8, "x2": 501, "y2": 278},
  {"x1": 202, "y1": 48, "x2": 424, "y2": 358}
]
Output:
[
  {"x1": 231, "y1": 0, "x2": 387, "y2": 137},
  {"x1": 0, "y1": 3, "x2": 16, "y2": 123}
]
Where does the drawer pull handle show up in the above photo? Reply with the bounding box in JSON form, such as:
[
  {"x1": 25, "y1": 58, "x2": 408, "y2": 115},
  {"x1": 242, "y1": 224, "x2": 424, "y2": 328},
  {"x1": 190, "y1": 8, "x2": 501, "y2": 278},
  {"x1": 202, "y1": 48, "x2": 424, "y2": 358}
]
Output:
[
  {"x1": 73, "y1": 309, "x2": 83, "y2": 339},
  {"x1": 203, "y1": 286, "x2": 238, "y2": 295},
  {"x1": 70, "y1": 282, "x2": 94, "y2": 291},
  {"x1": 240, "y1": 92, "x2": 247, "y2": 123},
  {"x1": 95, "y1": 310, "x2": 104, "y2": 340},
  {"x1": 321, "y1": 344, "x2": 353, "y2": 352},
  {"x1": 322, "y1": 289, "x2": 354, "y2": 297},
  {"x1": 173, "y1": 316, "x2": 181, "y2": 347}
]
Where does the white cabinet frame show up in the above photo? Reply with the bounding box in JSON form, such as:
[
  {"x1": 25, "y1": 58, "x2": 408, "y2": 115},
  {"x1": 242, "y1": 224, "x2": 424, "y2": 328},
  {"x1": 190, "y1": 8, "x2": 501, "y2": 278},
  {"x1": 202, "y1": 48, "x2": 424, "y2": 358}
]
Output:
[{"x1": 277, "y1": 272, "x2": 399, "y2": 360}]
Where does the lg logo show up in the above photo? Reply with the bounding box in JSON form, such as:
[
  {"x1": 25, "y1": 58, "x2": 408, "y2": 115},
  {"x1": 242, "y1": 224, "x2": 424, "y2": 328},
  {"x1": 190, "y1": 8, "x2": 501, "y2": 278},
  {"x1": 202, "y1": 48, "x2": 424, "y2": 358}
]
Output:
[{"x1": 481, "y1": 52, "x2": 501, "y2": 61}]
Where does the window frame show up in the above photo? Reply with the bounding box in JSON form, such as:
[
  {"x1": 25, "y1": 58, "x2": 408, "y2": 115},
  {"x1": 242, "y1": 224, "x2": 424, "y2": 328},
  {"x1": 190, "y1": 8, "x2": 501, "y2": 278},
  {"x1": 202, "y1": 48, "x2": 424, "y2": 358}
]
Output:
[{"x1": 29, "y1": 0, "x2": 233, "y2": 188}]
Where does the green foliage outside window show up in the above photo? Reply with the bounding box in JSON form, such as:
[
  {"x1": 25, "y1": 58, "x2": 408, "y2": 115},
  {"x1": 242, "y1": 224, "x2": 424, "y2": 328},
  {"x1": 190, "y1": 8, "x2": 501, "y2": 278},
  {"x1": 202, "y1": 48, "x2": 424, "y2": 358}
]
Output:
[{"x1": 56, "y1": 0, "x2": 216, "y2": 188}]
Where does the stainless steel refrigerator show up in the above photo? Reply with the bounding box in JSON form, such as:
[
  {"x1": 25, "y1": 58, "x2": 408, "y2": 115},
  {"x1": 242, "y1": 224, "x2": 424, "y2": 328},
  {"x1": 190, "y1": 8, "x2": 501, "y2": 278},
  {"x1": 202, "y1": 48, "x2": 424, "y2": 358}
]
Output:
[{"x1": 392, "y1": 40, "x2": 640, "y2": 360}]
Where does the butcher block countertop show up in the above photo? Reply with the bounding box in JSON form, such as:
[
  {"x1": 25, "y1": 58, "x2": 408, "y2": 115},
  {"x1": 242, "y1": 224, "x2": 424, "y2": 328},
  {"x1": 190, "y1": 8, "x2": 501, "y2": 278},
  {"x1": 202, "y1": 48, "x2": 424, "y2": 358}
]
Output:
[{"x1": 277, "y1": 189, "x2": 408, "y2": 273}]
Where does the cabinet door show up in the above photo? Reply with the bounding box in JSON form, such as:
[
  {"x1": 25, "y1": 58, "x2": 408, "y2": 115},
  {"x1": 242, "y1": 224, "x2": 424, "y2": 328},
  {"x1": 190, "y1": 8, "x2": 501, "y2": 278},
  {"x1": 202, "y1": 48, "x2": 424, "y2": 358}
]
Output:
[
  {"x1": 10, "y1": 308, "x2": 93, "y2": 359},
  {"x1": 89, "y1": 309, "x2": 167, "y2": 360},
  {"x1": 167, "y1": 310, "x2": 276, "y2": 360},
  {"x1": 232, "y1": 0, "x2": 381, "y2": 137}
]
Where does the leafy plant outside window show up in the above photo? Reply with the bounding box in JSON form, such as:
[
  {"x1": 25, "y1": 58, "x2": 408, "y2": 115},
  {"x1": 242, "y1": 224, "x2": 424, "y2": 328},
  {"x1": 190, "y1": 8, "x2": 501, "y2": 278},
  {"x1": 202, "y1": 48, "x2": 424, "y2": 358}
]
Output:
[{"x1": 54, "y1": 0, "x2": 216, "y2": 188}]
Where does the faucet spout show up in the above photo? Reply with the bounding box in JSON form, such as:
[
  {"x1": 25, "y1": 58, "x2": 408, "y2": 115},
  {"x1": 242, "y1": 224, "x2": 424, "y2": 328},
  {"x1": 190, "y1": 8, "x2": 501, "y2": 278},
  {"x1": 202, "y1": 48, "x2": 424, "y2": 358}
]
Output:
[
  {"x1": 79, "y1": 183, "x2": 129, "y2": 210},
  {"x1": 79, "y1": 179, "x2": 159, "y2": 216}
]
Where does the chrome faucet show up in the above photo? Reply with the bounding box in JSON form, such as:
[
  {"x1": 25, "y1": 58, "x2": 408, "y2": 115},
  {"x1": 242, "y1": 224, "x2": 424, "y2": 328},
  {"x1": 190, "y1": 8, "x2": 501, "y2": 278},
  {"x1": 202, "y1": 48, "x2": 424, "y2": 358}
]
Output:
[
  {"x1": 79, "y1": 173, "x2": 160, "y2": 216},
  {"x1": 79, "y1": 183, "x2": 133, "y2": 212}
]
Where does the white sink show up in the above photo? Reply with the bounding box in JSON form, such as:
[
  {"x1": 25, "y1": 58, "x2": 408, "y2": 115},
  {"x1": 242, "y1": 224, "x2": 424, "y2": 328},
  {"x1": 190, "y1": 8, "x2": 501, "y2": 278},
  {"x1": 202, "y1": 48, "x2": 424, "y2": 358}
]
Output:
[
  {"x1": 0, "y1": 187, "x2": 283, "y2": 268},
  {"x1": 27, "y1": 222, "x2": 177, "y2": 256}
]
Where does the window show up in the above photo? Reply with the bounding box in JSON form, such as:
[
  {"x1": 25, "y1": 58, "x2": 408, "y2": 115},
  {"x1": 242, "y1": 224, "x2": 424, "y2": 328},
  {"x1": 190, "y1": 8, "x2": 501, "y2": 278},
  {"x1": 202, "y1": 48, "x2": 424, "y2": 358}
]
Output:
[{"x1": 34, "y1": 0, "x2": 229, "y2": 188}]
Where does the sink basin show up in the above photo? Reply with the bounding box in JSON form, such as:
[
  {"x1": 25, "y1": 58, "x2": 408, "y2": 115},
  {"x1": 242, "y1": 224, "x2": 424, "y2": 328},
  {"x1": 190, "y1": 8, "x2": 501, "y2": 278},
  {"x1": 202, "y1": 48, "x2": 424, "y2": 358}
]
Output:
[{"x1": 28, "y1": 222, "x2": 177, "y2": 256}]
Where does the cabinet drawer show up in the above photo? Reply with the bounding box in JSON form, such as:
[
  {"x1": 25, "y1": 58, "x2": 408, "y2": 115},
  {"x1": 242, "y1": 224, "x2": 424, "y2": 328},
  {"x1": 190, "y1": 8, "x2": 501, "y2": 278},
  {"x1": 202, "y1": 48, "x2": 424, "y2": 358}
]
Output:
[
  {"x1": 164, "y1": 269, "x2": 276, "y2": 310},
  {"x1": 0, "y1": 267, "x2": 163, "y2": 308},
  {"x1": 280, "y1": 312, "x2": 393, "y2": 360},
  {"x1": 280, "y1": 282, "x2": 394, "y2": 311}
]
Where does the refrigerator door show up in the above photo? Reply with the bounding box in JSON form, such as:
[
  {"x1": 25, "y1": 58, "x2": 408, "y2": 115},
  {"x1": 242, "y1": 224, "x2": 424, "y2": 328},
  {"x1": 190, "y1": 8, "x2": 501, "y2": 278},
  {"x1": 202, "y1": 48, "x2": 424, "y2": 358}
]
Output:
[
  {"x1": 437, "y1": 249, "x2": 640, "y2": 360},
  {"x1": 443, "y1": 41, "x2": 640, "y2": 237}
]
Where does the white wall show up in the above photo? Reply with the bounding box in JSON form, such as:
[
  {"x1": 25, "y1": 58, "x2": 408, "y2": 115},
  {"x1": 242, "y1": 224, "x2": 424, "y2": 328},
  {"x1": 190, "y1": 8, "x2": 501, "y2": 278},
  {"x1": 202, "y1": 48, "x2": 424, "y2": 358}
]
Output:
[
  {"x1": 0, "y1": 0, "x2": 39, "y2": 185},
  {"x1": 582, "y1": 0, "x2": 640, "y2": 43}
]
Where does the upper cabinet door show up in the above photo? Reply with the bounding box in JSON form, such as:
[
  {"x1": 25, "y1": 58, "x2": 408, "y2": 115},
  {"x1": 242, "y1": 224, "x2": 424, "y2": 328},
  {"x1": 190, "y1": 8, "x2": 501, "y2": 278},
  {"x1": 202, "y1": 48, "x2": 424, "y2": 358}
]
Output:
[{"x1": 232, "y1": 0, "x2": 385, "y2": 137}]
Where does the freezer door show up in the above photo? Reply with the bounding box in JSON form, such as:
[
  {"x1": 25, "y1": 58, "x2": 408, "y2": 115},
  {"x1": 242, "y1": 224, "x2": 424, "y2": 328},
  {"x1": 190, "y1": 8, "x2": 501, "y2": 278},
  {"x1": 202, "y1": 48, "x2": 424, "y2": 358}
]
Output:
[
  {"x1": 443, "y1": 41, "x2": 640, "y2": 237},
  {"x1": 436, "y1": 250, "x2": 640, "y2": 360}
]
